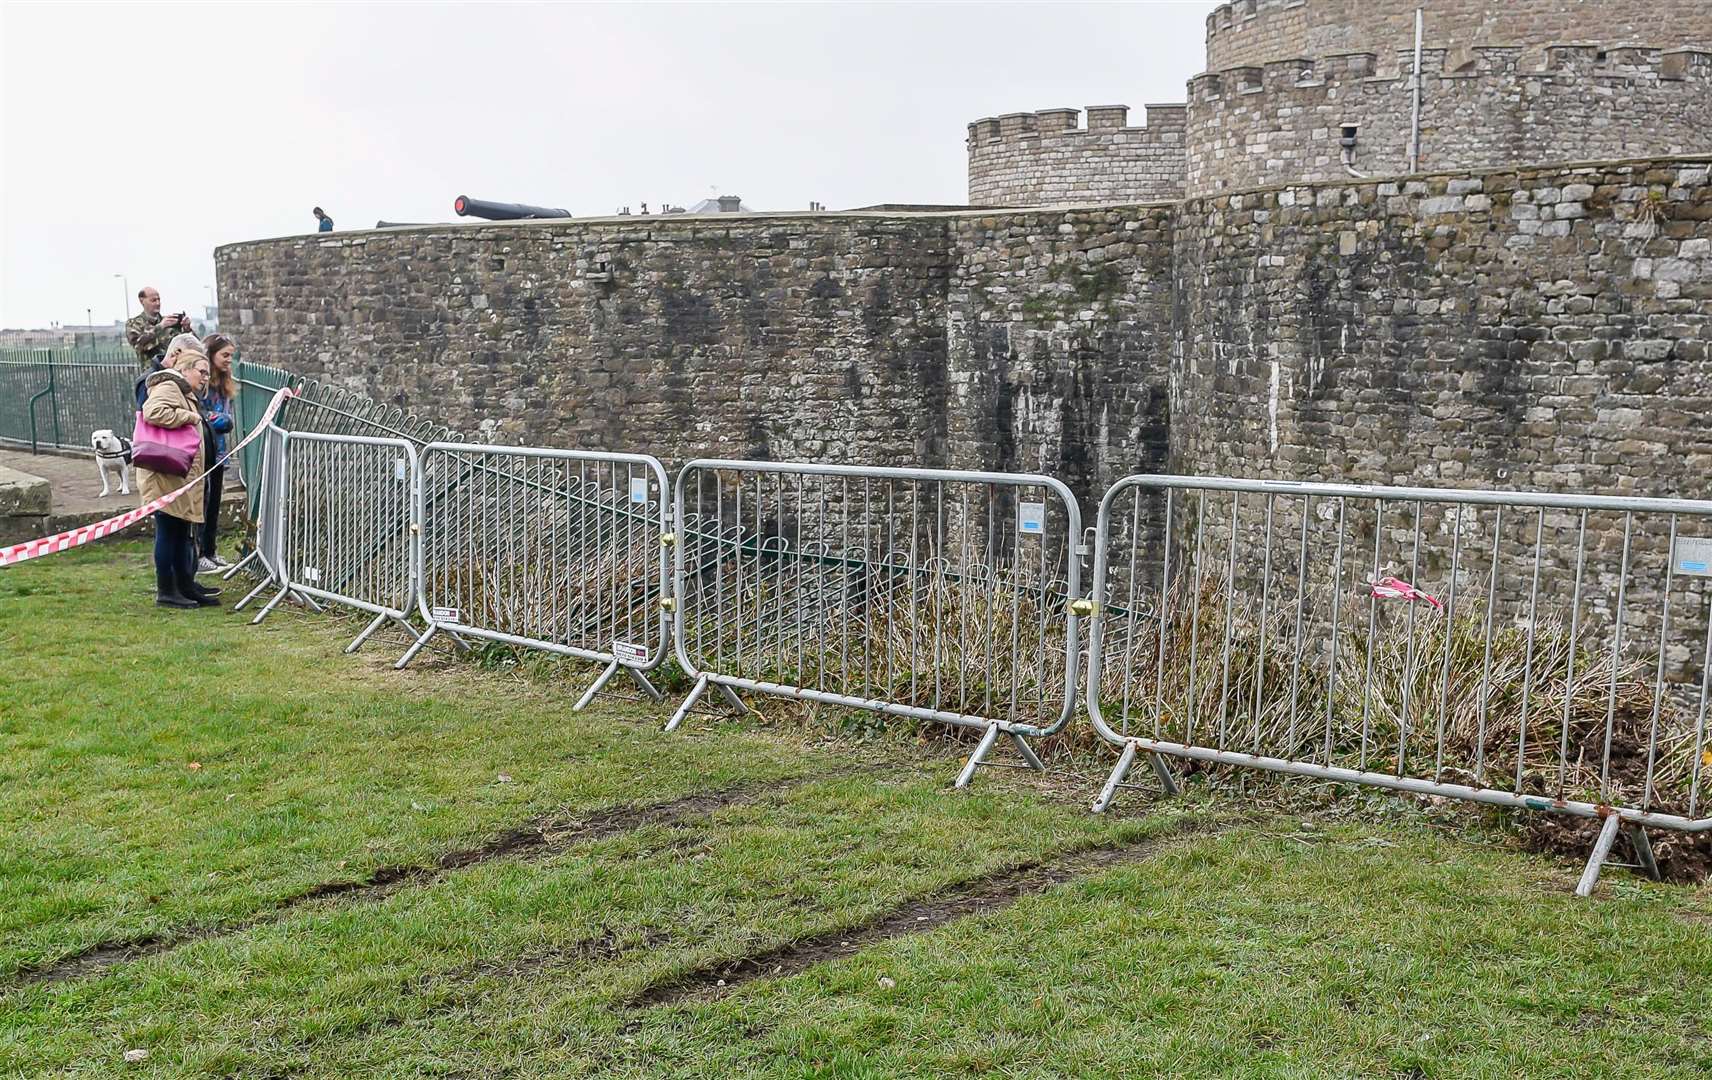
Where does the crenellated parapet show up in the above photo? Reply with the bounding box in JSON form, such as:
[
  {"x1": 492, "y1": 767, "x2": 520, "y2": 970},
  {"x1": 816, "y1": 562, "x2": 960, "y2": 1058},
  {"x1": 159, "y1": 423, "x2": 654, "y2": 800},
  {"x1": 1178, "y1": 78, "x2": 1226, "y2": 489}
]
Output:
[
  {"x1": 1204, "y1": 0, "x2": 1712, "y2": 72},
  {"x1": 966, "y1": 104, "x2": 1188, "y2": 207},
  {"x1": 1185, "y1": 43, "x2": 1712, "y2": 194}
]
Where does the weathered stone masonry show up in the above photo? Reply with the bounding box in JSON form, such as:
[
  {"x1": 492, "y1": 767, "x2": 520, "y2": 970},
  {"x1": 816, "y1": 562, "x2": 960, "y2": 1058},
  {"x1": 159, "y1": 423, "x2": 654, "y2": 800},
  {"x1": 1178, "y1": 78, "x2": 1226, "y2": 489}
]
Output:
[
  {"x1": 218, "y1": 155, "x2": 1709, "y2": 515},
  {"x1": 969, "y1": 0, "x2": 1712, "y2": 205},
  {"x1": 1204, "y1": 0, "x2": 1712, "y2": 72},
  {"x1": 217, "y1": 210, "x2": 1179, "y2": 514},
  {"x1": 1184, "y1": 46, "x2": 1712, "y2": 194}
]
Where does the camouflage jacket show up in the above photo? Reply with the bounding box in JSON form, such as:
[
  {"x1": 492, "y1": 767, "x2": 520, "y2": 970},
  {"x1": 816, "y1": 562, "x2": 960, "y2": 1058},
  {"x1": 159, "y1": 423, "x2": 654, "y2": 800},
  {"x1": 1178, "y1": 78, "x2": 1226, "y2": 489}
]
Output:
[{"x1": 126, "y1": 311, "x2": 174, "y2": 369}]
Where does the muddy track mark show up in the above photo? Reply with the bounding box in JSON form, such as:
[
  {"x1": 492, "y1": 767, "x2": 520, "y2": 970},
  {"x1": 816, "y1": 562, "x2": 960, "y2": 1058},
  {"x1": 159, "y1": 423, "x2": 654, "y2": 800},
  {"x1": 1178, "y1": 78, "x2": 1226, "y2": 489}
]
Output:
[
  {"x1": 9, "y1": 776, "x2": 829, "y2": 989},
  {"x1": 627, "y1": 815, "x2": 1228, "y2": 1008}
]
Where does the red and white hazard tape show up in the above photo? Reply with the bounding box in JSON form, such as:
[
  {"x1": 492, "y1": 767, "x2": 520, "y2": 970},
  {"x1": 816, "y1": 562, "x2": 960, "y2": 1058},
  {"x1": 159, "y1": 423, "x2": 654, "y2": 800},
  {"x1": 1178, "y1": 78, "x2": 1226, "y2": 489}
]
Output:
[{"x1": 0, "y1": 386, "x2": 295, "y2": 568}]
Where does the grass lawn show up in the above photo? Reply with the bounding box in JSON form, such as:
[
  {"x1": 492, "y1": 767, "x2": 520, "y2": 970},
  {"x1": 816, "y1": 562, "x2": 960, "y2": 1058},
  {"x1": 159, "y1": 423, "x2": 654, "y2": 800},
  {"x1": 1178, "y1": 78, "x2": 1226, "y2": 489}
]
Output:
[{"x1": 2, "y1": 542, "x2": 1710, "y2": 1078}]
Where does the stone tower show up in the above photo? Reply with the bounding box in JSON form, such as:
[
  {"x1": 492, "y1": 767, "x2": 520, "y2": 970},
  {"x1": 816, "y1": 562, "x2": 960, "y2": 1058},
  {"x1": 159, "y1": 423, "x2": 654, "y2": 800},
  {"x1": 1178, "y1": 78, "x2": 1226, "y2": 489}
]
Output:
[{"x1": 968, "y1": 0, "x2": 1712, "y2": 204}]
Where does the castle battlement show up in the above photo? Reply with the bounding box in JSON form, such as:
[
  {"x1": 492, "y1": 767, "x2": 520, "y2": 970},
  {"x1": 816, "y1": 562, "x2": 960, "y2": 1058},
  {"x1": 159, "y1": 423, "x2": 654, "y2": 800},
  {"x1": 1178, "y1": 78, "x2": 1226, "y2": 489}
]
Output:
[
  {"x1": 1203, "y1": 0, "x2": 1712, "y2": 71},
  {"x1": 968, "y1": 2, "x2": 1712, "y2": 204},
  {"x1": 1183, "y1": 39, "x2": 1712, "y2": 194},
  {"x1": 967, "y1": 104, "x2": 1187, "y2": 147},
  {"x1": 967, "y1": 105, "x2": 1189, "y2": 207}
]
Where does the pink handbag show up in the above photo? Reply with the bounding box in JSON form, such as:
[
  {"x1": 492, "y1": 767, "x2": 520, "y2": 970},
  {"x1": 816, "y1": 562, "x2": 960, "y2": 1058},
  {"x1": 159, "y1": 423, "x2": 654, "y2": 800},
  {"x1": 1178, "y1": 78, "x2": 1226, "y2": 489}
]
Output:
[{"x1": 131, "y1": 410, "x2": 200, "y2": 477}]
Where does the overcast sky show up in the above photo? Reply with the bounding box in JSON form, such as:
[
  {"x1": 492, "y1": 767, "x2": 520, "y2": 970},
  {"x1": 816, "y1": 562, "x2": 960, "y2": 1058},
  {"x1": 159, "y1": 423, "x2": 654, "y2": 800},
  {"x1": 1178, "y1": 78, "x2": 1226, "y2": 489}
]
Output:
[{"x1": 0, "y1": 1, "x2": 1209, "y2": 330}]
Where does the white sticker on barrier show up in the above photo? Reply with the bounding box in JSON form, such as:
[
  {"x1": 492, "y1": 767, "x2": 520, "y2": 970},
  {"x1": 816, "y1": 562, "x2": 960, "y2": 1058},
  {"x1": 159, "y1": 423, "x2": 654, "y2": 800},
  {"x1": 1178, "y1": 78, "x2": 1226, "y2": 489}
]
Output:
[
  {"x1": 431, "y1": 606, "x2": 461, "y2": 622},
  {"x1": 1017, "y1": 501, "x2": 1045, "y2": 536},
  {"x1": 303, "y1": 566, "x2": 321, "y2": 582},
  {"x1": 613, "y1": 640, "x2": 649, "y2": 665},
  {"x1": 394, "y1": 459, "x2": 407, "y2": 481},
  {"x1": 1676, "y1": 536, "x2": 1712, "y2": 577},
  {"x1": 630, "y1": 477, "x2": 649, "y2": 504}
]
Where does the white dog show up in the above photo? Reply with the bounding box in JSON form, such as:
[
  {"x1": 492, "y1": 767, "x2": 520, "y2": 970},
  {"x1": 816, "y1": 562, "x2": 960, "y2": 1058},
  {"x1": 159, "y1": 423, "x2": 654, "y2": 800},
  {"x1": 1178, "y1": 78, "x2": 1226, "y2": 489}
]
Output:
[{"x1": 91, "y1": 429, "x2": 133, "y2": 497}]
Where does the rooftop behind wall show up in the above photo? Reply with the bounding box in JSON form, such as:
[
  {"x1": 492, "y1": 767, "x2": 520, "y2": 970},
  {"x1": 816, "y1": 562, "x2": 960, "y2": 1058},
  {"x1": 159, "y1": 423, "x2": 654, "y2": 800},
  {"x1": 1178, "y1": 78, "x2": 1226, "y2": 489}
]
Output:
[
  {"x1": 1204, "y1": 0, "x2": 1712, "y2": 71},
  {"x1": 1185, "y1": 45, "x2": 1712, "y2": 195},
  {"x1": 966, "y1": 104, "x2": 1187, "y2": 207}
]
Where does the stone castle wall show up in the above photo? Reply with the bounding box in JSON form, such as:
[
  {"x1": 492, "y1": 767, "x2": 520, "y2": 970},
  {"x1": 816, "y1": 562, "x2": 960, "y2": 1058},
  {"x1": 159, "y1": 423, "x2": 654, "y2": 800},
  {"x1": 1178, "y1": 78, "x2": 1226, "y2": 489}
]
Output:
[
  {"x1": 1184, "y1": 45, "x2": 1712, "y2": 194},
  {"x1": 966, "y1": 105, "x2": 1186, "y2": 207},
  {"x1": 217, "y1": 211, "x2": 1178, "y2": 514},
  {"x1": 219, "y1": 217, "x2": 955, "y2": 470},
  {"x1": 219, "y1": 154, "x2": 1711, "y2": 517},
  {"x1": 1171, "y1": 156, "x2": 1712, "y2": 493},
  {"x1": 1204, "y1": 0, "x2": 1712, "y2": 71}
]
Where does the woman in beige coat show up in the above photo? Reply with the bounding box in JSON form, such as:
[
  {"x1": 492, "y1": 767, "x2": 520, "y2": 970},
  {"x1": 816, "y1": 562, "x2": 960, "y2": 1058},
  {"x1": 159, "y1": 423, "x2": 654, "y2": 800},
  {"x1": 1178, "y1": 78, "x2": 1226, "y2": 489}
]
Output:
[{"x1": 137, "y1": 349, "x2": 221, "y2": 608}]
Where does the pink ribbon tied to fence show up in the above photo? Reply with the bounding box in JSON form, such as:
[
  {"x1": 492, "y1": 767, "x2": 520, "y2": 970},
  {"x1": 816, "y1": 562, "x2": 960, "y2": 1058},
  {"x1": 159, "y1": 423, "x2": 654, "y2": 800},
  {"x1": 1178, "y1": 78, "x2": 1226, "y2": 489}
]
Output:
[{"x1": 1368, "y1": 576, "x2": 1443, "y2": 610}]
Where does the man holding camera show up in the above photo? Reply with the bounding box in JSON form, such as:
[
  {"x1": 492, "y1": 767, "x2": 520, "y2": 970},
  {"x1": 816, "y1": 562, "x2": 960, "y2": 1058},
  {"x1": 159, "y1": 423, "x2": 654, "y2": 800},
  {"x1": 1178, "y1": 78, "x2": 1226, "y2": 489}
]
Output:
[{"x1": 126, "y1": 286, "x2": 191, "y2": 371}]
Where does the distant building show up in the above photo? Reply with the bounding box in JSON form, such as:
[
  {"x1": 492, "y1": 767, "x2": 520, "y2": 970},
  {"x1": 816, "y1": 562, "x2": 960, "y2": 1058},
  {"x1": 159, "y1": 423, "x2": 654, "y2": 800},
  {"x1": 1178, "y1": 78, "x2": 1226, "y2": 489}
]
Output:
[{"x1": 686, "y1": 195, "x2": 751, "y2": 214}]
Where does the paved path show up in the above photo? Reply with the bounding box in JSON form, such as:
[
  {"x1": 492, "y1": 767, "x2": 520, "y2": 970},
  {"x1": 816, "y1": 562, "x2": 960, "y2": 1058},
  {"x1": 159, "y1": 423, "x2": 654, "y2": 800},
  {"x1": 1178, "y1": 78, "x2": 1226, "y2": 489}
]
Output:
[{"x1": 0, "y1": 447, "x2": 246, "y2": 534}]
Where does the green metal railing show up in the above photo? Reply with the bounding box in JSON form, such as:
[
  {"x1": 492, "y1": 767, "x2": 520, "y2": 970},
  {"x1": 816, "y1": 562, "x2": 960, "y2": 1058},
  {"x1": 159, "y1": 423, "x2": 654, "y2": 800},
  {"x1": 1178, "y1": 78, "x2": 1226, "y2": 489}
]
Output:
[{"x1": 0, "y1": 345, "x2": 138, "y2": 453}]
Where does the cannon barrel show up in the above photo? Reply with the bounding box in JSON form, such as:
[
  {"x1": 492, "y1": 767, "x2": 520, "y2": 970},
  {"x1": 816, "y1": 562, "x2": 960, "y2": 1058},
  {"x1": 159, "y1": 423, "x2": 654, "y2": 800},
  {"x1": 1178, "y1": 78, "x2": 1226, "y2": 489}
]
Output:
[{"x1": 453, "y1": 196, "x2": 571, "y2": 221}]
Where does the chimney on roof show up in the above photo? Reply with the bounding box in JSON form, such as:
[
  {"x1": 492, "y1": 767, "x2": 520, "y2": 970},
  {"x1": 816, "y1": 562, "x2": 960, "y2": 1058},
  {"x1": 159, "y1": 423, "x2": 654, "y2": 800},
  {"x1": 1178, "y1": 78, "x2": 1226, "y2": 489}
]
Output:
[{"x1": 717, "y1": 194, "x2": 743, "y2": 213}]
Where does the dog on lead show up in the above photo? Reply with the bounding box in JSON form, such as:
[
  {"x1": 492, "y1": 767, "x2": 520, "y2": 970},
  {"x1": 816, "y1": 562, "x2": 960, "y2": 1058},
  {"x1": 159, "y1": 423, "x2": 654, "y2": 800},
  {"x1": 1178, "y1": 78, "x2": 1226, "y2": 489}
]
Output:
[{"x1": 91, "y1": 429, "x2": 133, "y2": 497}]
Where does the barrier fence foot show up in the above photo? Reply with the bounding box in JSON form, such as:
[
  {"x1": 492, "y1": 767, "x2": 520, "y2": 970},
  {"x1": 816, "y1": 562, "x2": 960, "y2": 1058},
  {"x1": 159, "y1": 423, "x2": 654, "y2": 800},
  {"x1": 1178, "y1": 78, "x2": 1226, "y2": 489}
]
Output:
[
  {"x1": 573, "y1": 660, "x2": 621, "y2": 713},
  {"x1": 234, "y1": 576, "x2": 273, "y2": 612},
  {"x1": 715, "y1": 682, "x2": 750, "y2": 717},
  {"x1": 1149, "y1": 752, "x2": 1180, "y2": 796},
  {"x1": 665, "y1": 674, "x2": 709, "y2": 733},
  {"x1": 625, "y1": 666, "x2": 664, "y2": 702},
  {"x1": 1628, "y1": 823, "x2": 1662, "y2": 882},
  {"x1": 1009, "y1": 732, "x2": 1045, "y2": 772},
  {"x1": 955, "y1": 723, "x2": 1002, "y2": 789},
  {"x1": 251, "y1": 585, "x2": 289, "y2": 626},
  {"x1": 1092, "y1": 741, "x2": 1138, "y2": 813},
  {"x1": 395, "y1": 625, "x2": 439, "y2": 670},
  {"x1": 447, "y1": 631, "x2": 473, "y2": 655},
  {"x1": 221, "y1": 550, "x2": 258, "y2": 581},
  {"x1": 345, "y1": 612, "x2": 390, "y2": 655},
  {"x1": 1575, "y1": 813, "x2": 1624, "y2": 898}
]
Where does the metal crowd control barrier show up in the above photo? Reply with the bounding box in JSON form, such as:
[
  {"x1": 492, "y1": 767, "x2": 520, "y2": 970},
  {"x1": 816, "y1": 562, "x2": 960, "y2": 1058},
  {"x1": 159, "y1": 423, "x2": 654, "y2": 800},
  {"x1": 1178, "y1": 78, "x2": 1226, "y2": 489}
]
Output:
[
  {"x1": 399, "y1": 443, "x2": 672, "y2": 710},
  {"x1": 247, "y1": 430, "x2": 425, "y2": 655},
  {"x1": 228, "y1": 423, "x2": 297, "y2": 607},
  {"x1": 1086, "y1": 475, "x2": 1712, "y2": 894},
  {"x1": 669, "y1": 460, "x2": 1084, "y2": 786}
]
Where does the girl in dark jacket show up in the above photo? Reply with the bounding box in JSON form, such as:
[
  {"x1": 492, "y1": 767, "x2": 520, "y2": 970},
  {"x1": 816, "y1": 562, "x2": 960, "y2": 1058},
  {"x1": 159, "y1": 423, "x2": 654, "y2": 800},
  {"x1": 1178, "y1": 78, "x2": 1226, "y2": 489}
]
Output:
[{"x1": 197, "y1": 334, "x2": 238, "y2": 571}]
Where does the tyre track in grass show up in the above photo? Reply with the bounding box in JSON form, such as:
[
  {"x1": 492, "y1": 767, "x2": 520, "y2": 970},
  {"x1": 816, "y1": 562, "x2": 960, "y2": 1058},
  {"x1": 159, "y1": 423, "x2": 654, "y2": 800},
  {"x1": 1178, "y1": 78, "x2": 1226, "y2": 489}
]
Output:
[
  {"x1": 624, "y1": 814, "x2": 1232, "y2": 1009},
  {"x1": 9, "y1": 775, "x2": 840, "y2": 989}
]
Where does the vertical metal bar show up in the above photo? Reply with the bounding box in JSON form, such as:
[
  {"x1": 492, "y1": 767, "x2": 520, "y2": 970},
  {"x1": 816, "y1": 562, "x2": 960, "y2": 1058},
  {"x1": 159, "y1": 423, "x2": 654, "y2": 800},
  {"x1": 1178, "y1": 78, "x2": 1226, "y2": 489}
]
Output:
[
  {"x1": 1394, "y1": 501, "x2": 1423, "y2": 778},
  {"x1": 1513, "y1": 509, "x2": 1546, "y2": 792},
  {"x1": 1183, "y1": 491, "x2": 1207, "y2": 745},
  {"x1": 1689, "y1": 595, "x2": 1712, "y2": 820},
  {"x1": 1358, "y1": 498, "x2": 1384, "y2": 771},
  {"x1": 1472, "y1": 505, "x2": 1502, "y2": 784},
  {"x1": 1120, "y1": 489, "x2": 1143, "y2": 733},
  {"x1": 1153, "y1": 488, "x2": 1174, "y2": 740},
  {"x1": 1642, "y1": 515, "x2": 1677, "y2": 809},
  {"x1": 1285, "y1": 496, "x2": 1313, "y2": 756},
  {"x1": 1217, "y1": 491, "x2": 1240, "y2": 749},
  {"x1": 1320, "y1": 498, "x2": 1346, "y2": 765},
  {"x1": 1600, "y1": 512, "x2": 1634, "y2": 795},
  {"x1": 1556, "y1": 510, "x2": 1587, "y2": 798},
  {"x1": 1252, "y1": 494, "x2": 1275, "y2": 754}
]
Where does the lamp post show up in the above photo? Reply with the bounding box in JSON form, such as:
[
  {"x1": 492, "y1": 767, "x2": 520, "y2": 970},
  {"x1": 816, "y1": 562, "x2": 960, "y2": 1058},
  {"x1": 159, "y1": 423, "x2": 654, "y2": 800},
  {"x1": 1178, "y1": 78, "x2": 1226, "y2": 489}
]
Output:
[
  {"x1": 86, "y1": 308, "x2": 94, "y2": 358},
  {"x1": 115, "y1": 273, "x2": 130, "y2": 321}
]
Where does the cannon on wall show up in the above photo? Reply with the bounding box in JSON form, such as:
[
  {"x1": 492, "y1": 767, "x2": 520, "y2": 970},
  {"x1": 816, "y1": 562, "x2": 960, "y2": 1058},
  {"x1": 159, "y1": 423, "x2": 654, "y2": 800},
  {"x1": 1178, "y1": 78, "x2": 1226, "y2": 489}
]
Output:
[{"x1": 453, "y1": 196, "x2": 572, "y2": 221}]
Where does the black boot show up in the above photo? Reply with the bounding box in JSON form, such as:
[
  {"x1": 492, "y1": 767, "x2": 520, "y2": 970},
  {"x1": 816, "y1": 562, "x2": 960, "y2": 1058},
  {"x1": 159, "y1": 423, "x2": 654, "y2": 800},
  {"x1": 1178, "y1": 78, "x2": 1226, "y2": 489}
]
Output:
[
  {"x1": 156, "y1": 563, "x2": 194, "y2": 608},
  {"x1": 189, "y1": 591, "x2": 222, "y2": 608}
]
